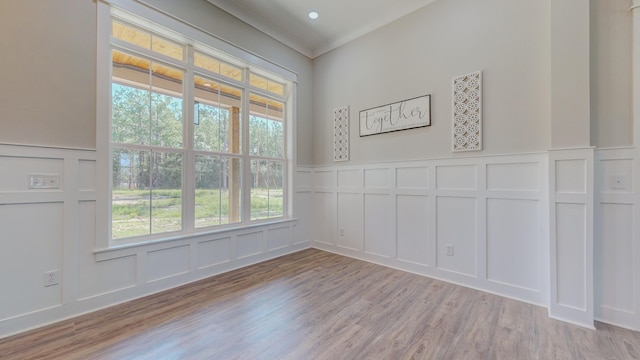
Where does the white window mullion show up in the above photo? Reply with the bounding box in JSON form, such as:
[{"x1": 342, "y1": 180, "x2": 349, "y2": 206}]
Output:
[
  {"x1": 96, "y1": 0, "x2": 113, "y2": 250},
  {"x1": 285, "y1": 82, "x2": 296, "y2": 218},
  {"x1": 183, "y1": 44, "x2": 196, "y2": 232},
  {"x1": 241, "y1": 67, "x2": 252, "y2": 223}
]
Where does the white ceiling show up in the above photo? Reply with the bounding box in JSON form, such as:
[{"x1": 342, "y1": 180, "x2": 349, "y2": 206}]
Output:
[{"x1": 206, "y1": 0, "x2": 438, "y2": 58}]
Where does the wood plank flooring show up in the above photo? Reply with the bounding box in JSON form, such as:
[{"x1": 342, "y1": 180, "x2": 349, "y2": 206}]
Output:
[{"x1": 1, "y1": 249, "x2": 639, "y2": 359}]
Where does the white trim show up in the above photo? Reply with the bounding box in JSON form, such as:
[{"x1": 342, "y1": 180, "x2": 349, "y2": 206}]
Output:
[
  {"x1": 548, "y1": 147, "x2": 595, "y2": 329},
  {"x1": 632, "y1": 0, "x2": 640, "y2": 331},
  {"x1": 97, "y1": 0, "x2": 113, "y2": 249},
  {"x1": 103, "y1": 0, "x2": 297, "y2": 82}
]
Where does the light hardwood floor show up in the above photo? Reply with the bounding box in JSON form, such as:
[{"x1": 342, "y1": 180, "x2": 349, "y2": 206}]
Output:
[{"x1": 1, "y1": 249, "x2": 639, "y2": 359}]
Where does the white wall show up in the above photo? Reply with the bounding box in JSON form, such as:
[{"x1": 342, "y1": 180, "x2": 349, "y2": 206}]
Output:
[
  {"x1": 312, "y1": 0, "x2": 551, "y2": 165},
  {"x1": 0, "y1": 0, "x2": 96, "y2": 149},
  {"x1": 590, "y1": 0, "x2": 633, "y2": 148}
]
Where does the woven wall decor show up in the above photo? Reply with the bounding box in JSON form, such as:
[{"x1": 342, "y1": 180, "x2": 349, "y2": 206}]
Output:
[
  {"x1": 452, "y1": 71, "x2": 482, "y2": 152},
  {"x1": 334, "y1": 106, "x2": 350, "y2": 162}
]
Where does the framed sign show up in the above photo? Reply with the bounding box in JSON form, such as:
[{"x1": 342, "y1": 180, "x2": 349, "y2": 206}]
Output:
[{"x1": 359, "y1": 94, "x2": 431, "y2": 137}]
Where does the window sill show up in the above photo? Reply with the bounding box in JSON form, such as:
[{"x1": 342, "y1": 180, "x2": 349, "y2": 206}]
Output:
[{"x1": 94, "y1": 218, "x2": 298, "y2": 262}]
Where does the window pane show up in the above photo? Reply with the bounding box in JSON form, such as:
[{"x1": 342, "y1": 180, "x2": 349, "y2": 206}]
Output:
[
  {"x1": 249, "y1": 73, "x2": 267, "y2": 91},
  {"x1": 220, "y1": 62, "x2": 243, "y2": 81},
  {"x1": 250, "y1": 73, "x2": 284, "y2": 96},
  {"x1": 194, "y1": 51, "x2": 220, "y2": 74},
  {"x1": 250, "y1": 160, "x2": 284, "y2": 220},
  {"x1": 112, "y1": 149, "x2": 151, "y2": 239},
  {"x1": 193, "y1": 76, "x2": 242, "y2": 154},
  {"x1": 112, "y1": 52, "x2": 185, "y2": 148},
  {"x1": 151, "y1": 35, "x2": 184, "y2": 61},
  {"x1": 268, "y1": 119, "x2": 284, "y2": 158},
  {"x1": 194, "y1": 51, "x2": 243, "y2": 82},
  {"x1": 151, "y1": 63, "x2": 183, "y2": 148},
  {"x1": 267, "y1": 81, "x2": 284, "y2": 96},
  {"x1": 150, "y1": 152, "x2": 183, "y2": 234},
  {"x1": 268, "y1": 161, "x2": 284, "y2": 218},
  {"x1": 249, "y1": 115, "x2": 267, "y2": 157},
  {"x1": 249, "y1": 94, "x2": 284, "y2": 158},
  {"x1": 250, "y1": 159, "x2": 269, "y2": 220},
  {"x1": 112, "y1": 50, "x2": 151, "y2": 145},
  {"x1": 195, "y1": 155, "x2": 241, "y2": 227},
  {"x1": 112, "y1": 21, "x2": 151, "y2": 50}
]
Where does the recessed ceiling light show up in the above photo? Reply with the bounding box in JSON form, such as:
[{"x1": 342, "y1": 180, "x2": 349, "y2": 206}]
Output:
[
  {"x1": 204, "y1": 83, "x2": 211, "y2": 87},
  {"x1": 308, "y1": 11, "x2": 319, "y2": 20}
]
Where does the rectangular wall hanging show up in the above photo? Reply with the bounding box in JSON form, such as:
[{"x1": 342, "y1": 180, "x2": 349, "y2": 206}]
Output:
[
  {"x1": 359, "y1": 95, "x2": 431, "y2": 137},
  {"x1": 452, "y1": 71, "x2": 482, "y2": 152},
  {"x1": 334, "y1": 105, "x2": 350, "y2": 162}
]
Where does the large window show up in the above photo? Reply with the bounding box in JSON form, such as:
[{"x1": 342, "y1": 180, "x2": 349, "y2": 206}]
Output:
[{"x1": 107, "y1": 14, "x2": 291, "y2": 244}]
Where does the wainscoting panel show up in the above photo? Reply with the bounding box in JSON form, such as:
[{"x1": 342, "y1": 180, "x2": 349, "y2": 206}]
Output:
[
  {"x1": 197, "y1": 237, "x2": 232, "y2": 269},
  {"x1": 595, "y1": 147, "x2": 639, "y2": 330},
  {"x1": 78, "y1": 160, "x2": 97, "y2": 192},
  {"x1": 364, "y1": 168, "x2": 391, "y2": 189},
  {"x1": 0, "y1": 203, "x2": 64, "y2": 320},
  {"x1": 363, "y1": 194, "x2": 393, "y2": 258},
  {"x1": 312, "y1": 153, "x2": 549, "y2": 312},
  {"x1": 486, "y1": 198, "x2": 540, "y2": 291},
  {"x1": 337, "y1": 193, "x2": 364, "y2": 251},
  {"x1": 0, "y1": 156, "x2": 64, "y2": 192},
  {"x1": 146, "y1": 245, "x2": 191, "y2": 282},
  {"x1": 267, "y1": 226, "x2": 291, "y2": 250},
  {"x1": 313, "y1": 191, "x2": 336, "y2": 246},
  {"x1": 598, "y1": 204, "x2": 634, "y2": 312},
  {"x1": 0, "y1": 144, "x2": 310, "y2": 338},
  {"x1": 436, "y1": 165, "x2": 476, "y2": 190},
  {"x1": 77, "y1": 201, "x2": 137, "y2": 300},
  {"x1": 314, "y1": 170, "x2": 335, "y2": 190},
  {"x1": 549, "y1": 148, "x2": 594, "y2": 329},
  {"x1": 436, "y1": 196, "x2": 478, "y2": 277},
  {"x1": 337, "y1": 169, "x2": 361, "y2": 189},
  {"x1": 396, "y1": 195, "x2": 430, "y2": 266},
  {"x1": 486, "y1": 162, "x2": 539, "y2": 191},
  {"x1": 396, "y1": 166, "x2": 429, "y2": 190},
  {"x1": 294, "y1": 191, "x2": 313, "y2": 244},
  {"x1": 555, "y1": 203, "x2": 587, "y2": 309},
  {"x1": 236, "y1": 232, "x2": 264, "y2": 259}
]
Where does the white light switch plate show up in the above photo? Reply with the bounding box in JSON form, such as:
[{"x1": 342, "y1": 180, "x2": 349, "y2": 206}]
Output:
[{"x1": 29, "y1": 174, "x2": 60, "y2": 189}]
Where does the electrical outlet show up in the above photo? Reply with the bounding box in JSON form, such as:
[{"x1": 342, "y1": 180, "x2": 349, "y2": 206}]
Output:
[
  {"x1": 339, "y1": 227, "x2": 345, "y2": 236},
  {"x1": 445, "y1": 244, "x2": 454, "y2": 256},
  {"x1": 44, "y1": 270, "x2": 59, "y2": 287},
  {"x1": 610, "y1": 175, "x2": 626, "y2": 190}
]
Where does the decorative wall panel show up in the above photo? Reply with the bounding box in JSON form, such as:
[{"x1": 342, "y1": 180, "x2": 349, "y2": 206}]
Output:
[
  {"x1": 452, "y1": 71, "x2": 482, "y2": 152},
  {"x1": 146, "y1": 245, "x2": 190, "y2": 282},
  {"x1": 364, "y1": 194, "x2": 392, "y2": 257},
  {"x1": 334, "y1": 106, "x2": 350, "y2": 162},
  {"x1": 396, "y1": 195, "x2": 430, "y2": 265},
  {"x1": 396, "y1": 167, "x2": 429, "y2": 189},
  {"x1": 197, "y1": 237, "x2": 231, "y2": 269}
]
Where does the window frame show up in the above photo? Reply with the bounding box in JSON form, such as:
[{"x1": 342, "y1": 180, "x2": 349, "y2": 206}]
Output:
[{"x1": 96, "y1": 0, "x2": 296, "y2": 250}]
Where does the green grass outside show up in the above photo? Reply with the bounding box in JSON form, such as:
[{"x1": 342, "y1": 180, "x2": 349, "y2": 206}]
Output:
[{"x1": 112, "y1": 188, "x2": 283, "y2": 239}]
